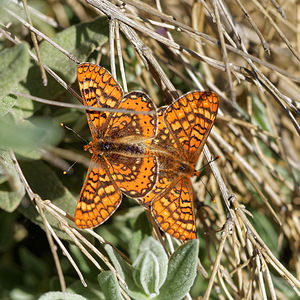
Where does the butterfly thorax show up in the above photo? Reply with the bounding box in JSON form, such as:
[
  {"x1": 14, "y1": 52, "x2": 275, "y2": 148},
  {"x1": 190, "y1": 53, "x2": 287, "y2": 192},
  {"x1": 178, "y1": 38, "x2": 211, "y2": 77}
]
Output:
[
  {"x1": 154, "y1": 151, "x2": 194, "y2": 177},
  {"x1": 87, "y1": 139, "x2": 150, "y2": 157}
]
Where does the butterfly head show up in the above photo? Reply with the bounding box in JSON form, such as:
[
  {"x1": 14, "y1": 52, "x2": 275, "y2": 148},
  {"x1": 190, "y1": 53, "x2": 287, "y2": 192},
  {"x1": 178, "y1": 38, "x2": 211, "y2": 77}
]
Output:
[{"x1": 178, "y1": 162, "x2": 194, "y2": 177}]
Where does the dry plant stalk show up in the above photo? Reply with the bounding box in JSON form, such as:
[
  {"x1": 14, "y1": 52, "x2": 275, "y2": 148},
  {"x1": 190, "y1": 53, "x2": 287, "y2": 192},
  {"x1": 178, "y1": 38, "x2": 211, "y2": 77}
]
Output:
[{"x1": 2, "y1": 0, "x2": 300, "y2": 299}]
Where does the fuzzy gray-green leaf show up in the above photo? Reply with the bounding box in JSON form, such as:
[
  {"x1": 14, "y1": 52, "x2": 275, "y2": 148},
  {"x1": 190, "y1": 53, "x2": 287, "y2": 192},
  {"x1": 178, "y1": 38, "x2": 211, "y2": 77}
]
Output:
[
  {"x1": 38, "y1": 291, "x2": 86, "y2": 300},
  {"x1": 0, "y1": 116, "x2": 63, "y2": 155},
  {"x1": 133, "y1": 251, "x2": 159, "y2": 296},
  {"x1": 98, "y1": 271, "x2": 124, "y2": 300},
  {"x1": 155, "y1": 239, "x2": 199, "y2": 300},
  {"x1": 105, "y1": 244, "x2": 149, "y2": 300},
  {"x1": 16, "y1": 17, "x2": 108, "y2": 102},
  {"x1": 0, "y1": 43, "x2": 29, "y2": 103},
  {"x1": 17, "y1": 160, "x2": 76, "y2": 241},
  {"x1": 0, "y1": 150, "x2": 25, "y2": 212},
  {"x1": 133, "y1": 237, "x2": 168, "y2": 296}
]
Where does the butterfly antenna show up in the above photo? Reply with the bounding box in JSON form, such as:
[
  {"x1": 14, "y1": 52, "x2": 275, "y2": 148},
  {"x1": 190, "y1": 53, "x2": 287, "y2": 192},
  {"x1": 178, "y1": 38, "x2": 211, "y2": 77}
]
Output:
[
  {"x1": 200, "y1": 178, "x2": 215, "y2": 202},
  {"x1": 194, "y1": 156, "x2": 221, "y2": 203},
  {"x1": 63, "y1": 160, "x2": 78, "y2": 175},
  {"x1": 61, "y1": 123, "x2": 88, "y2": 144},
  {"x1": 193, "y1": 156, "x2": 221, "y2": 177}
]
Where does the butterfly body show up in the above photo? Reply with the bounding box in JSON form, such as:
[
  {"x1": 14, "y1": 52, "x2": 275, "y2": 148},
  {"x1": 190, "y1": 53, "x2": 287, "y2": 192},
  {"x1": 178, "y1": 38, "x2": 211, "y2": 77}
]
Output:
[
  {"x1": 153, "y1": 151, "x2": 194, "y2": 178},
  {"x1": 86, "y1": 139, "x2": 150, "y2": 157}
]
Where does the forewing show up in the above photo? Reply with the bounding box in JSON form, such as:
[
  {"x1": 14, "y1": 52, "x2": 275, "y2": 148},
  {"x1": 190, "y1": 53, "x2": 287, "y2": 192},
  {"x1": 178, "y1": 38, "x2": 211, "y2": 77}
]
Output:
[
  {"x1": 164, "y1": 91, "x2": 218, "y2": 163},
  {"x1": 77, "y1": 63, "x2": 123, "y2": 138},
  {"x1": 74, "y1": 155, "x2": 121, "y2": 229},
  {"x1": 145, "y1": 107, "x2": 178, "y2": 156},
  {"x1": 151, "y1": 177, "x2": 196, "y2": 241},
  {"x1": 105, "y1": 91, "x2": 157, "y2": 141},
  {"x1": 108, "y1": 154, "x2": 158, "y2": 198}
]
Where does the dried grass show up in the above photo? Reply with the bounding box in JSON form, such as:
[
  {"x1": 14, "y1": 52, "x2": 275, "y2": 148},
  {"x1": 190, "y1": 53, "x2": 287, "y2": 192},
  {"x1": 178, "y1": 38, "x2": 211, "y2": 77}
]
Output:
[{"x1": 2, "y1": 0, "x2": 300, "y2": 299}]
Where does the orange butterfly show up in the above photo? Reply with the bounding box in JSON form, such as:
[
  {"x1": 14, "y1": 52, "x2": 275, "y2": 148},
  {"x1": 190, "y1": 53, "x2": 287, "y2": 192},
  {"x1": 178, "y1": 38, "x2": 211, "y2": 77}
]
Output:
[
  {"x1": 74, "y1": 63, "x2": 158, "y2": 229},
  {"x1": 142, "y1": 91, "x2": 219, "y2": 240}
]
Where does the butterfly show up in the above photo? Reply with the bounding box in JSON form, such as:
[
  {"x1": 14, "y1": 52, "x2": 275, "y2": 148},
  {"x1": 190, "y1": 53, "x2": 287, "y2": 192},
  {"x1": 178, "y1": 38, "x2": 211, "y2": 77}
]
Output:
[
  {"x1": 142, "y1": 91, "x2": 219, "y2": 240},
  {"x1": 74, "y1": 63, "x2": 158, "y2": 229}
]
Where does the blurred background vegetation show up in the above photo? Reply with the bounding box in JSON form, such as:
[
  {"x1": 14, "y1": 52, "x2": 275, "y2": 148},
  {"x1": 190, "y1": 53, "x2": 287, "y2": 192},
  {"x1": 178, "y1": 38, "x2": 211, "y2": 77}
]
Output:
[{"x1": 0, "y1": 0, "x2": 299, "y2": 299}]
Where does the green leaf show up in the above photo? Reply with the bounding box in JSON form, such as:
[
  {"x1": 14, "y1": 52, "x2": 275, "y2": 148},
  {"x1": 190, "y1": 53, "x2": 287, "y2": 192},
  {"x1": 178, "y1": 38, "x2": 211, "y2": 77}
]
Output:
[
  {"x1": 15, "y1": 17, "x2": 108, "y2": 102},
  {"x1": 39, "y1": 17, "x2": 108, "y2": 83},
  {"x1": 9, "y1": 17, "x2": 108, "y2": 119},
  {"x1": 3, "y1": 93, "x2": 34, "y2": 120},
  {"x1": 155, "y1": 239, "x2": 199, "y2": 300},
  {"x1": 0, "y1": 95, "x2": 17, "y2": 118},
  {"x1": 252, "y1": 94, "x2": 272, "y2": 133},
  {"x1": 133, "y1": 251, "x2": 159, "y2": 297},
  {"x1": 104, "y1": 244, "x2": 148, "y2": 300},
  {"x1": 272, "y1": 275, "x2": 298, "y2": 300},
  {"x1": 17, "y1": 160, "x2": 77, "y2": 241},
  {"x1": 130, "y1": 212, "x2": 152, "y2": 261},
  {"x1": 0, "y1": 115, "x2": 63, "y2": 155},
  {"x1": 0, "y1": 1, "x2": 24, "y2": 26},
  {"x1": 38, "y1": 291, "x2": 87, "y2": 300},
  {"x1": 98, "y1": 271, "x2": 124, "y2": 300},
  {"x1": 0, "y1": 211, "x2": 18, "y2": 250},
  {"x1": 252, "y1": 211, "x2": 278, "y2": 255},
  {"x1": 0, "y1": 43, "x2": 30, "y2": 102},
  {"x1": 67, "y1": 280, "x2": 105, "y2": 300},
  {"x1": 133, "y1": 237, "x2": 168, "y2": 296},
  {"x1": 0, "y1": 150, "x2": 25, "y2": 212},
  {"x1": 9, "y1": 288, "x2": 35, "y2": 300},
  {"x1": 69, "y1": 244, "x2": 91, "y2": 274},
  {"x1": 104, "y1": 244, "x2": 134, "y2": 281}
]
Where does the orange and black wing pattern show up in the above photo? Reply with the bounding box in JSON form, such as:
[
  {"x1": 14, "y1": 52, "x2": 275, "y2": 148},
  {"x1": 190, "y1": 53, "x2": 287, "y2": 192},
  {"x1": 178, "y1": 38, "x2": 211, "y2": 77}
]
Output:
[
  {"x1": 104, "y1": 92, "x2": 158, "y2": 199},
  {"x1": 77, "y1": 63, "x2": 123, "y2": 138},
  {"x1": 164, "y1": 91, "x2": 218, "y2": 163},
  {"x1": 142, "y1": 108, "x2": 175, "y2": 206},
  {"x1": 142, "y1": 91, "x2": 219, "y2": 240},
  {"x1": 74, "y1": 156, "x2": 121, "y2": 229},
  {"x1": 105, "y1": 91, "x2": 157, "y2": 141},
  {"x1": 151, "y1": 177, "x2": 196, "y2": 240},
  {"x1": 75, "y1": 63, "x2": 158, "y2": 229},
  {"x1": 108, "y1": 154, "x2": 158, "y2": 198},
  {"x1": 142, "y1": 109, "x2": 196, "y2": 240},
  {"x1": 144, "y1": 107, "x2": 178, "y2": 157},
  {"x1": 78, "y1": 63, "x2": 158, "y2": 141}
]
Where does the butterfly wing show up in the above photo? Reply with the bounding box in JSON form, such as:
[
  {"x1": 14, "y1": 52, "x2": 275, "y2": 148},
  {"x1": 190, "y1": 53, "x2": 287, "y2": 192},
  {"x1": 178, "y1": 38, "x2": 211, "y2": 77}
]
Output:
[
  {"x1": 141, "y1": 107, "x2": 197, "y2": 240},
  {"x1": 103, "y1": 91, "x2": 158, "y2": 198},
  {"x1": 78, "y1": 64, "x2": 158, "y2": 202},
  {"x1": 164, "y1": 91, "x2": 218, "y2": 163},
  {"x1": 78, "y1": 63, "x2": 158, "y2": 141},
  {"x1": 74, "y1": 155, "x2": 122, "y2": 229},
  {"x1": 77, "y1": 63, "x2": 123, "y2": 138},
  {"x1": 151, "y1": 176, "x2": 196, "y2": 240},
  {"x1": 144, "y1": 107, "x2": 179, "y2": 157},
  {"x1": 108, "y1": 154, "x2": 158, "y2": 198},
  {"x1": 105, "y1": 91, "x2": 157, "y2": 141},
  {"x1": 142, "y1": 167, "x2": 172, "y2": 207}
]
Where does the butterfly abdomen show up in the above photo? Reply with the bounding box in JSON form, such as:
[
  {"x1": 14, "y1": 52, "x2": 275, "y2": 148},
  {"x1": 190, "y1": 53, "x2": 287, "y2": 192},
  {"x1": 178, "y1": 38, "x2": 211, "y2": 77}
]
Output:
[{"x1": 92, "y1": 140, "x2": 148, "y2": 157}]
